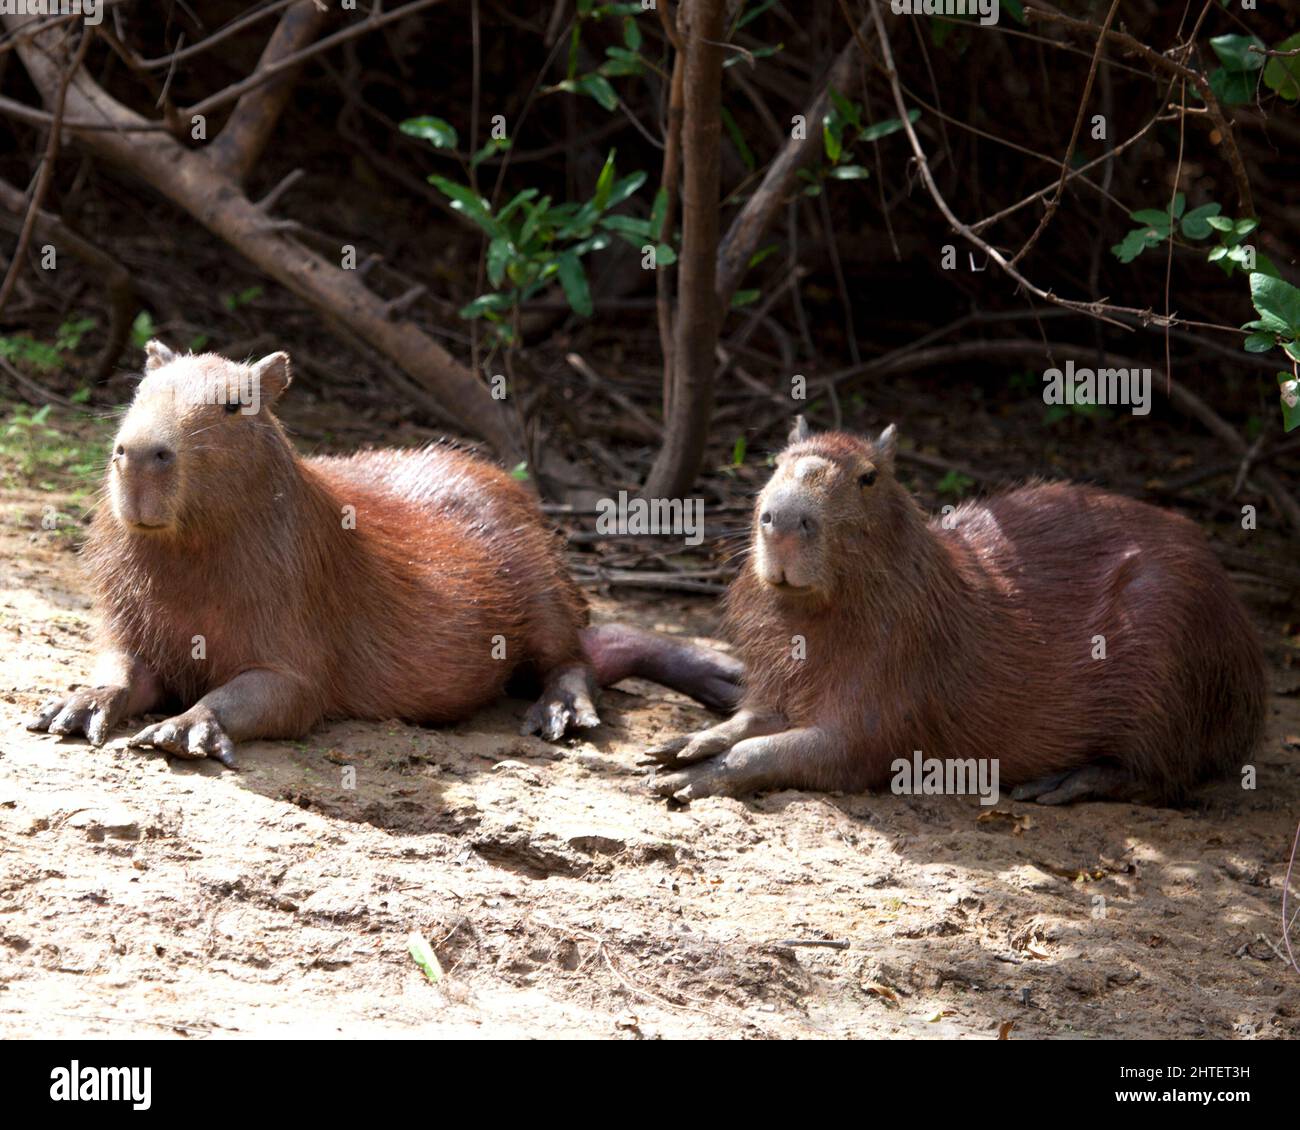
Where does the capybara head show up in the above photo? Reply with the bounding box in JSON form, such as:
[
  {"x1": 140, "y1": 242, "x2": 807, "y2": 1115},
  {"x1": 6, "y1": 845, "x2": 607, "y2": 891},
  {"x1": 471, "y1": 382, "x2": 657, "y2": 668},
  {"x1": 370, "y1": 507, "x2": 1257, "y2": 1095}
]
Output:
[
  {"x1": 751, "y1": 417, "x2": 904, "y2": 602},
  {"x1": 107, "y1": 341, "x2": 293, "y2": 533}
]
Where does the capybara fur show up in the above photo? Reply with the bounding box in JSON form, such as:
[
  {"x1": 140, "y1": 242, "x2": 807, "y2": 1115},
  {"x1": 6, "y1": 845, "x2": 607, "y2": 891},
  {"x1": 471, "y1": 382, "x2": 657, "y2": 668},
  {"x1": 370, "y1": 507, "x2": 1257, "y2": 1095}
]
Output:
[
  {"x1": 28, "y1": 343, "x2": 740, "y2": 764},
  {"x1": 650, "y1": 419, "x2": 1266, "y2": 805}
]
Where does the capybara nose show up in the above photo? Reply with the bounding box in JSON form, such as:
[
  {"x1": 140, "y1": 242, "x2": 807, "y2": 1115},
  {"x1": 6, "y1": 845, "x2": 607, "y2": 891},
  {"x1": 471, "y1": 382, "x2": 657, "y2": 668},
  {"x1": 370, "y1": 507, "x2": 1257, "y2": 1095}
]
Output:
[
  {"x1": 760, "y1": 501, "x2": 817, "y2": 539},
  {"x1": 117, "y1": 442, "x2": 175, "y2": 469}
]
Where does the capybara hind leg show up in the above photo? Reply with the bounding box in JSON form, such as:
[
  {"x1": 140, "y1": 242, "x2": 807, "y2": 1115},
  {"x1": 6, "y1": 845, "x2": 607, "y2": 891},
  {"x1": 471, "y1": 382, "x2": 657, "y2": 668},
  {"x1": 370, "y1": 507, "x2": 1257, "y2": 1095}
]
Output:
[
  {"x1": 128, "y1": 668, "x2": 319, "y2": 768},
  {"x1": 1010, "y1": 763, "x2": 1133, "y2": 805},
  {"x1": 651, "y1": 726, "x2": 833, "y2": 800},
  {"x1": 644, "y1": 708, "x2": 785, "y2": 767},
  {"x1": 581, "y1": 624, "x2": 743, "y2": 712},
  {"x1": 522, "y1": 663, "x2": 600, "y2": 740}
]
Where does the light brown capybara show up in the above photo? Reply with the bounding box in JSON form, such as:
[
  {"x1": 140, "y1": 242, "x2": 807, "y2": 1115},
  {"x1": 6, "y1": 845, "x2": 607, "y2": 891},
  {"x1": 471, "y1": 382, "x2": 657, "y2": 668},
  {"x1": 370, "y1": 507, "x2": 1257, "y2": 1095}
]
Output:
[
  {"x1": 27, "y1": 342, "x2": 740, "y2": 765},
  {"x1": 649, "y1": 417, "x2": 1266, "y2": 804}
]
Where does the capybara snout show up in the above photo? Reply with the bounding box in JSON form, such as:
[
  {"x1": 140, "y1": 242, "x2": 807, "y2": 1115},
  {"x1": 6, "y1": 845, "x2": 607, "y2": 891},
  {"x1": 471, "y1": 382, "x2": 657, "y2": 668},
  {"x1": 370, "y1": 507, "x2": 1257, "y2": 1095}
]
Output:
[{"x1": 751, "y1": 417, "x2": 899, "y2": 599}]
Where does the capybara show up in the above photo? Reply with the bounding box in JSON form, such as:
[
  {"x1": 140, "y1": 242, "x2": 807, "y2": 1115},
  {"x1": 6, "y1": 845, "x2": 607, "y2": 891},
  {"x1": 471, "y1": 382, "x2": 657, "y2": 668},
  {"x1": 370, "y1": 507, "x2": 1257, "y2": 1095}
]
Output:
[
  {"x1": 27, "y1": 342, "x2": 740, "y2": 765},
  {"x1": 649, "y1": 417, "x2": 1266, "y2": 804}
]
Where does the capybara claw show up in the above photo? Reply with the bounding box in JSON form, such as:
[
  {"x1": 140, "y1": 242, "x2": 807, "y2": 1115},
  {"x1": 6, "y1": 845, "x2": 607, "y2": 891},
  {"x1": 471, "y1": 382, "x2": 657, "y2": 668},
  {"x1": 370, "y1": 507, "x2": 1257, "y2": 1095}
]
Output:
[
  {"x1": 26, "y1": 686, "x2": 127, "y2": 746},
  {"x1": 642, "y1": 735, "x2": 691, "y2": 766},
  {"x1": 1010, "y1": 764, "x2": 1132, "y2": 805},
  {"x1": 521, "y1": 685, "x2": 601, "y2": 741},
  {"x1": 650, "y1": 763, "x2": 733, "y2": 802},
  {"x1": 128, "y1": 707, "x2": 237, "y2": 768}
]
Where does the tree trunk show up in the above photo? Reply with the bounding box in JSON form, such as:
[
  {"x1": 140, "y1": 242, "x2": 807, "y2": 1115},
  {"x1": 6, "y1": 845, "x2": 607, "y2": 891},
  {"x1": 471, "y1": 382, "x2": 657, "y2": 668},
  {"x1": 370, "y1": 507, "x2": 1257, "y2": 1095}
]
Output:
[{"x1": 643, "y1": 0, "x2": 727, "y2": 500}]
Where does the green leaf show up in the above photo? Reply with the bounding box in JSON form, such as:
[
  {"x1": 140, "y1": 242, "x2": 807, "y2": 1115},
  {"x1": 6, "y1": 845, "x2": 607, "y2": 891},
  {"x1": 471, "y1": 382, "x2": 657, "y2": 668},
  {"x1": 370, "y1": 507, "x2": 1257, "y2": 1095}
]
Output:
[
  {"x1": 1279, "y1": 373, "x2": 1300, "y2": 432},
  {"x1": 486, "y1": 237, "x2": 513, "y2": 288},
  {"x1": 601, "y1": 46, "x2": 643, "y2": 77},
  {"x1": 1003, "y1": 0, "x2": 1027, "y2": 24},
  {"x1": 622, "y1": 14, "x2": 641, "y2": 51},
  {"x1": 497, "y1": 188, "x2": 539, "y2": 226},
  {"x1": 400, "y1": 116, "x2": 459, "y2": 149},
  {"x1": 731, "y1": 435, "x2": 746, "y2": 466},
  {"x1": 1208, "y1": 245, "x2": 1229, "y2": 262},
  {"x1": 1235, "y1": 217, "x2": 1260, "y2": 237},
  {"x1": 1171, "y1": 192, "x2": 1186, "y2": 219},
  {"x1": 471, "y1": 137, "x2": 509, "y2": 168},
  {"x1": 1130, "y1": 208, "x2": 1173, "y2": 225},
  {"x1": 518, "y1": 195, "x2": 552, "y2": 249},
  {"x1": 747, "y1": 243, "x2": 779, "y2": 269},
  {"x1": 130, "y1": 310, "x2": 155, "y2": 349},
  {"x1": 427, "y1": 174, "x2": 499, "y2": 236},
  {"x1": 1250, "y1": 273, "x2": 1300, "y2": 333},
  {"x1": 649, "y1": 186, "x2": 669, "y2": 239},
  {"x1": 827, "y1": 164, "x2": 870, "y2": 180},
  {"x1": 604, "y1": 170, "x2": 647, "y2": 210},
  {"x1": 556, "y1": 253, "x2": 592, "y2": 317},
  {"x1": 593, "y1": 150, "x2": 617, "y2": 212},
  {"x1": 407, "y1": 932, "x2": 442, "y2": 983},
  {"x1": 1264, "y1": 33, "x2": 1300, "y2": 100},
  {"x1": 862, "y1": 109, "x2": 920, "y2": 142},
  {"x1": 1181, "y1": 202, "x2": 1222, "y2": 240},
  {"x1": 1205, "y1": 214, "x2": 1236, "y2": 232},
  {"x1": 1243, "y1": 332, "x2": 1276, "y2": 352},
  {"x1": 600, "y1": 214, "x2": 652, "y2": 239},
  {"x1": 1208, "y1": 67, "x2": 1256, "y2": 106},
  {"x1": 1210, "y1": 34, "x2": 1265, "y2": 73},
  {"x1": 822, "y1": 114, "x2": 843, "y2": 162},
  {"x1": 575, "y1": 73, "x2": 619, "y2": 112},
  {"x1": 731, "y1": 288, "x2": 760, "y2": 308},
  {"x1": 459, "y1": 292, "x2": 515, "y2": 320},
  {"x1": 654, "y1": 243, "x2": 677, "y2": 266},
  {"x1": 510, "y1": 461, "x2": 530, "y2": 482},
  {"x1": 1286, "y1": 341, "x2": 1300, "y2": 364},
  {"x1": 829, "y1": 88, "x2": 862, "y2": 130}
]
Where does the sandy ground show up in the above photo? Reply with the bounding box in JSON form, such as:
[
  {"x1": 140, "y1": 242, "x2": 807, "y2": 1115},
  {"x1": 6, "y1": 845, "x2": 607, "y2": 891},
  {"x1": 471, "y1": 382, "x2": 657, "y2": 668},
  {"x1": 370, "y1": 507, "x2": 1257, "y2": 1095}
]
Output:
[{"x1": 1, "y1": 486, "x2": 1298, "y2": 1040}]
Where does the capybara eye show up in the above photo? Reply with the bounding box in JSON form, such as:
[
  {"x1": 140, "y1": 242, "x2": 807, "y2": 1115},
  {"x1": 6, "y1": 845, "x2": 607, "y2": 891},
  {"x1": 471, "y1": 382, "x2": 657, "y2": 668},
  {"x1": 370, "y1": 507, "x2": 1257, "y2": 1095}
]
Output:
[
  {"x1": 223, "y1": 401, "x2": 241, "y2": 414},
  {"x1": 859, "y1": 470, "x2": 877, "y2": 487}
]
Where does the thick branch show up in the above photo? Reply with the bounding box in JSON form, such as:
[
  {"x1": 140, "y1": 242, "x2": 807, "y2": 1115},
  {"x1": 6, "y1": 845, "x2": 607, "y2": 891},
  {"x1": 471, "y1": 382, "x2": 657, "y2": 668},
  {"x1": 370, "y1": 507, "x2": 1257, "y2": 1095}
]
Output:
[
  {"x1": 0, "y1": 11, "x2": 520, "y2": 463},
  {"x1": 714, "y1": 16, "x2": 871, "y2": 310},
  {"x1": 208, "y1": 0, "x2": 329, "y2": 183}
]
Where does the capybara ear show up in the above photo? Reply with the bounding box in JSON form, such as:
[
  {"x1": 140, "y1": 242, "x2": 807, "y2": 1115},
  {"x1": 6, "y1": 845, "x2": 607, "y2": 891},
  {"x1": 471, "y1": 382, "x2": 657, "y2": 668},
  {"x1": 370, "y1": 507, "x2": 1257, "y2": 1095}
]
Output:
[
  {"x1": 874, "y1": 423, "x2": 898, "y2": 468},
  {"x1": 144, "y1": 340, "x2": 176, "y2": 370},
  {"x1": 788, "y1": 415, "x2": 811, "y2": 445},
  {"x1": 250, "y1": 351, "x2": 292, "y2": 405}
]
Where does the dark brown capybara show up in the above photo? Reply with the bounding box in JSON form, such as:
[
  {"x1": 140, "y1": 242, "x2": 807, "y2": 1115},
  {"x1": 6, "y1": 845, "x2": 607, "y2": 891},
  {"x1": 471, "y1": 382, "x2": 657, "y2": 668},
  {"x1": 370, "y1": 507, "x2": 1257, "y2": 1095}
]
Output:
[
  {"x1": 27, "y1": 342, "x2": 740, "y2": 765},
  {"x1": 649, "y1": 417, "x2": 1266, "y2": 804}
]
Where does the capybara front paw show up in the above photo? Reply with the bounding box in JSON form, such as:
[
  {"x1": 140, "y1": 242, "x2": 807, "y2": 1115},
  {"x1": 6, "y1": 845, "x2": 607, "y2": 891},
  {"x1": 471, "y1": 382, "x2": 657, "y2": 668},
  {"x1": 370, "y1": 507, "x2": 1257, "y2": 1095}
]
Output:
[
  {"x1": 521, "y1": 686, "x2": 600, "y2": 741},
  {"x1": 127, "y1": 706, "x2": 237, "y2": 768},
  {"x1": 27, "y1": 685, "x2": 129, "y2": 746},
  {"x1": 643, "y1": 728, "x2": 733, "y2": 767},
  {"x1": 649, "y1": 760, "x2": 737, "y2": 802}
]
